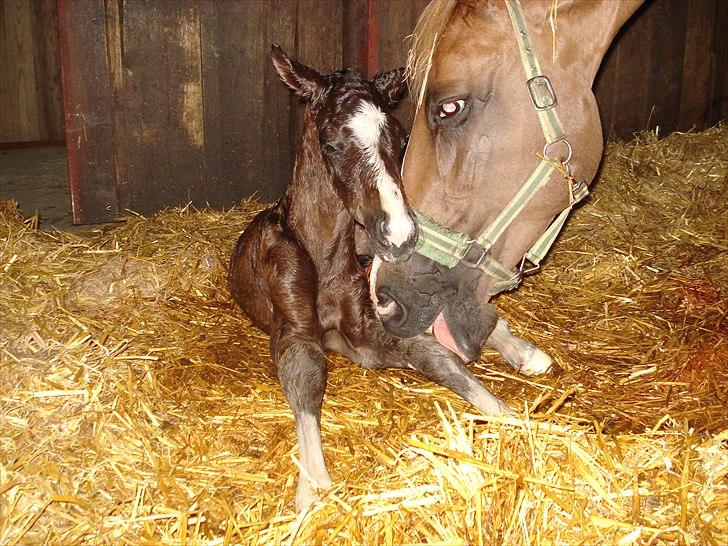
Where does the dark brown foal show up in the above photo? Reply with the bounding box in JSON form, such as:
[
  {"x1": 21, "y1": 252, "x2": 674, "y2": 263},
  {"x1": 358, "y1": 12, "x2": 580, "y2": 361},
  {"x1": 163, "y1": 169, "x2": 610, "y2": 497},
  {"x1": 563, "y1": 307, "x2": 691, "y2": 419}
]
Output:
[{"x1": 229, "y1": 45, "x2": 510, "y2": 511}]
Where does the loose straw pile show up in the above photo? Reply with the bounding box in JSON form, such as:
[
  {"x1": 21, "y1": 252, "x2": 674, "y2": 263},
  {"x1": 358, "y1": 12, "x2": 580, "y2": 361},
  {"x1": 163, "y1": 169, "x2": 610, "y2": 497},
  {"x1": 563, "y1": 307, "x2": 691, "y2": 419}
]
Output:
[{"x1": 1, "y1": 125, "x2": 726, "y2": 544}]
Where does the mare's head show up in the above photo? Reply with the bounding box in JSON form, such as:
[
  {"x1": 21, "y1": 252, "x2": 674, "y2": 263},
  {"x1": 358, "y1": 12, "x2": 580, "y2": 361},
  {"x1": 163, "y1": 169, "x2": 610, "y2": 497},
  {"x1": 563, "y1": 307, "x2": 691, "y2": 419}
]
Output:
[
  {"x1": 371, "y1": 0, "x2": 643, "y2": 361},
  {"x1": 272, "y1": 45, "x2": 417, "y2": 262}
]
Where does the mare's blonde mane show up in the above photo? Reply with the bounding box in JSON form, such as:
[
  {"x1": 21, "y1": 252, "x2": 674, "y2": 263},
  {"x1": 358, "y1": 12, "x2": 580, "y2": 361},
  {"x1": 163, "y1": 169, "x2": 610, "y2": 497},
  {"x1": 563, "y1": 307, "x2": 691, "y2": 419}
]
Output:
[
  {"x1": 406, "y1": 1, "x2": 562, "y2": 102},
  {"x1": 406, "y1": 0, "x2": 477, "y2": 105}
]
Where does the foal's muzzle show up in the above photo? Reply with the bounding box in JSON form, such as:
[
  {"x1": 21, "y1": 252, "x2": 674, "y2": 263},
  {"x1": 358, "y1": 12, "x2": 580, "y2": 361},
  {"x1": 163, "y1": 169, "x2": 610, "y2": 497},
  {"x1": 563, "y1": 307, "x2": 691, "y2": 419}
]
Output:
[{"x1": 371, "y1": 210, "x2": 418, "y2": 262}]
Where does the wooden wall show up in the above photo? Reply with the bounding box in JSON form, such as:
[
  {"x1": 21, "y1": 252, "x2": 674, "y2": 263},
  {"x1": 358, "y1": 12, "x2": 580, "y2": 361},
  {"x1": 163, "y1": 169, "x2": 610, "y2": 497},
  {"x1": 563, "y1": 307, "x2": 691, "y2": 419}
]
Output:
[
  {"x1": 54, "y1": 0, "x2": 728, "y2": 223},
  {"x1": 0, "y1": 0, "x2": 64, "y2": 144},
  {"x1": 108, "y1": 0, "x2": 343, "y2": 215},
  {"x1": 595, "y1": 0, "x2": 728, "y2": 139}
]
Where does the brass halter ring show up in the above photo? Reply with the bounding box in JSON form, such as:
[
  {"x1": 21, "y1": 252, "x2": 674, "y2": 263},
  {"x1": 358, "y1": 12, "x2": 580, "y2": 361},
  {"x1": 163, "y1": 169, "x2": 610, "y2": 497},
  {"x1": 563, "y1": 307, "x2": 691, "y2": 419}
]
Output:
[{"x1": 543, "y1": 137, "x2": 573, "y2": 165}]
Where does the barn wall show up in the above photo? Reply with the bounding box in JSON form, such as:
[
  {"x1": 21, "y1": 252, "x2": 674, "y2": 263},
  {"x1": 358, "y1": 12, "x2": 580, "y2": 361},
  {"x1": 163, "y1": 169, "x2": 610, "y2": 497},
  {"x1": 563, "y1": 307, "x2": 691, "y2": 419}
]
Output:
[
  {"x1": 57, "y1": 0, "x2": 728, "y2": 223},
  {"x1": 595, "y1": 0, "x2": 728, "y2": 139},
  {"x1": 0, "y1": 0, "x2": 64, "y2": 144},
  {"x1": 102, "y1": 0, "x2": 342, "y2": 215}
]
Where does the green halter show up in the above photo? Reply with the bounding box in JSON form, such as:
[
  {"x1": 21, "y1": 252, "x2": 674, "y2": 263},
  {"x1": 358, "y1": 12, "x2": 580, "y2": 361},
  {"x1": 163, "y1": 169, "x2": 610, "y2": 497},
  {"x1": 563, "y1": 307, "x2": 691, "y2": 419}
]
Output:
[{"x1": 412, "y1": 0, "x2": 589, "y2": 295}]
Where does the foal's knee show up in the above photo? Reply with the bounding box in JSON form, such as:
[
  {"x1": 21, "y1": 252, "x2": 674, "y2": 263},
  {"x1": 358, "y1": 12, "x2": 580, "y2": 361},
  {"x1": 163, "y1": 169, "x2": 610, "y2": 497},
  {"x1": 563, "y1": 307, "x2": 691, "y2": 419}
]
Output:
[{"x1": 276, "y1": 341, "x2": 328, "y2": 412}]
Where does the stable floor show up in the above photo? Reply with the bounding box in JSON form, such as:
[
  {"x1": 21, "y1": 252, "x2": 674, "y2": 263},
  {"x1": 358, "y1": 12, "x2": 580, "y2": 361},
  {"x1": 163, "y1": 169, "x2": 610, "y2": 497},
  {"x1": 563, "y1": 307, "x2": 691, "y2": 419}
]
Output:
[{"x1": 0, "y1": 146, "x2": 73, "y2": 230}]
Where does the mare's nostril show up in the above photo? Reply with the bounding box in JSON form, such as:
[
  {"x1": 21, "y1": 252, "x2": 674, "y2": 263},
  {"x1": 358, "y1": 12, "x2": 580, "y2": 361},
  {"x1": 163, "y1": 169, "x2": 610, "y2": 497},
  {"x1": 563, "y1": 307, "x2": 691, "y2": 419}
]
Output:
[
  {"x1": 375, "y1": 286, "x2": 400, "y2": 317},
  {"x1": 375, "y1": 286, "x2": 392, "y2": 306}
]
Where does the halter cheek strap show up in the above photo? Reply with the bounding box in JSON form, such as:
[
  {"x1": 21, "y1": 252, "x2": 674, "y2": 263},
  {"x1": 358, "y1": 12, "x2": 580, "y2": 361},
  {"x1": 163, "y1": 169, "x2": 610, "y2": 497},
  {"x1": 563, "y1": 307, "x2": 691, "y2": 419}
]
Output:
[{"x1": 412, "y1": 0, "x2": 589, "y2": 295}]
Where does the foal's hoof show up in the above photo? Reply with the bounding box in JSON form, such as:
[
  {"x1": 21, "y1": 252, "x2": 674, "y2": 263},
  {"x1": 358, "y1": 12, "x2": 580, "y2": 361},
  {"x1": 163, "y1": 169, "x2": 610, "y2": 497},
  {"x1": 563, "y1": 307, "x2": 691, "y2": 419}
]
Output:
[
  {"x1": 474, "y1": 391, "x2": 516, "y2": 417},
  {"x1": 295, "y1": 485, "x2": 320, "y2": 512},
  {"x1": 518, "y1": 347, "x2": 552, "y2": 376},
  {"x1": 295, "y1": 475, "x2": 332, "y2": 512}
]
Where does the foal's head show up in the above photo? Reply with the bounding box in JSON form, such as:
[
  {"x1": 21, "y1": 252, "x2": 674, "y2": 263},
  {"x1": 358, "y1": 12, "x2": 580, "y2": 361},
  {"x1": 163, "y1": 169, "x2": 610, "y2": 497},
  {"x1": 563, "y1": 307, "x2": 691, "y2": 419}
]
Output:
[{"x1": 272, "y1": 45, "x2": 417, "y2": 262}]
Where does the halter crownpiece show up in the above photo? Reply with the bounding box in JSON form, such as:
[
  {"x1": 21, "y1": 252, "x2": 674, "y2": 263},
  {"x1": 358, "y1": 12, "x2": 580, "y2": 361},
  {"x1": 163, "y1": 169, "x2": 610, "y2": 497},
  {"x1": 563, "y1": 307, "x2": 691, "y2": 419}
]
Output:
[{"x1": 412, "y1": 0, "x2": 589, "y2": 295}]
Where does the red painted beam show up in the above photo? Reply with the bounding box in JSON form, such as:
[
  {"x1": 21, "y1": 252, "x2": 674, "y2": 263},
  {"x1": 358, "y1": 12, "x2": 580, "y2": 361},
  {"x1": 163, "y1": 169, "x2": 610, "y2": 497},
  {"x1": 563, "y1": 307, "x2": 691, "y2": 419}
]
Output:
[
  {"x1": 367, "y1": 0, "x2": 379, "y2": 77},
  {"x1": 343, "y1": 0, "x2": 378, "y2": 77},
  {"x1": 57, "y1": 0, "x2": 118, "y2": 224}
]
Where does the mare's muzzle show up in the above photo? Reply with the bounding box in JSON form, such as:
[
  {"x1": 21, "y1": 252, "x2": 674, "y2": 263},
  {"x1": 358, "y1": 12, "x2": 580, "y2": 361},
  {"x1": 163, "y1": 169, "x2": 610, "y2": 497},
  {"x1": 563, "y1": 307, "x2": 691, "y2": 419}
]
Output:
[
  {"x1": 372, "y1": 253, "x2": 496, "y2": 362},
  {"x1": 373, "y1": 253, "x2": 451, "y2": 336}
]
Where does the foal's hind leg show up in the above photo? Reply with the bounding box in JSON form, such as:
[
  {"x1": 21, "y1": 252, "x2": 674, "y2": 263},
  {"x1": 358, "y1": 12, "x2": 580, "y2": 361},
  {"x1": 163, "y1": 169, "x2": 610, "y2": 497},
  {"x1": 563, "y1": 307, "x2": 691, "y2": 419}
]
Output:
[
  {"x1": 486, "y1": 316, "x2": 553, "y2": 376},
  {"x1": 362, "y1": 322, "x2": 513, "y2": 416}
]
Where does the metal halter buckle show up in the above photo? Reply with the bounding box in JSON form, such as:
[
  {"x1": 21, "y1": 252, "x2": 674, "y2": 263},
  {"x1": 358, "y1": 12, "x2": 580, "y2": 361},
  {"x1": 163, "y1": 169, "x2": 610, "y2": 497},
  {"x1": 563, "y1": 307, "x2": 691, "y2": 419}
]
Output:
[
  {"x1": 526, "y1": 75, "x2": 557, "y2": 110},
  {"x1": 461, "y1": 242, "x2": 490, "y2": 269},
  {"x1": 519, "y1": 255, "x2": 540, "y2": 276}
]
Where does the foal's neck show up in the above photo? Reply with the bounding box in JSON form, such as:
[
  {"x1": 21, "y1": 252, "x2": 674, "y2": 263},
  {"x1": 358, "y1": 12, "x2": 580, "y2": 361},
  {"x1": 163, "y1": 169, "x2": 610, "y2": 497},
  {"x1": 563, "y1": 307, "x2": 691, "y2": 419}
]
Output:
[{"x1": 282, "y1": 114, "x2": 357, "y2": 269}]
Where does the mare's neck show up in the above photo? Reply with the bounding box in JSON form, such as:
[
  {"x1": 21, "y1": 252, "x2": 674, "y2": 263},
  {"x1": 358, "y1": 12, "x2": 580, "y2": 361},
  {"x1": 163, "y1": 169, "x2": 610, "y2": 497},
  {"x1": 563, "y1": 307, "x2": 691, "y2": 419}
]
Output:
[{"x1": 282, "y1": 113, "x2": 357, "y2": 270}]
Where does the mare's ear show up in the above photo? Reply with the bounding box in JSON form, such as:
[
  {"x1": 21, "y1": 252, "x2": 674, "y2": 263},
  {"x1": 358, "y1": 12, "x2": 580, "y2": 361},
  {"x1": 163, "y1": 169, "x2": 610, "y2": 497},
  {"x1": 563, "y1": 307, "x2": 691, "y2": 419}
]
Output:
[
  {"x1": 372, "y1": 67, "x2": 408, "y2": 108},
  {"x1": 271, "y1": 44, "x2": 323, "y2": 100}
]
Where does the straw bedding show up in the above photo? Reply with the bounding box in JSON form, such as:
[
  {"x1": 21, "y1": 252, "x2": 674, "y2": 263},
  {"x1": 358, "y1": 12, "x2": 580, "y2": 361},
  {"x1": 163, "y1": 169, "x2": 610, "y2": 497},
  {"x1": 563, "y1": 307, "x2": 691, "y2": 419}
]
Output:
[{"x1": 1, "y1": 125, "x2": 726, "y2": 544}]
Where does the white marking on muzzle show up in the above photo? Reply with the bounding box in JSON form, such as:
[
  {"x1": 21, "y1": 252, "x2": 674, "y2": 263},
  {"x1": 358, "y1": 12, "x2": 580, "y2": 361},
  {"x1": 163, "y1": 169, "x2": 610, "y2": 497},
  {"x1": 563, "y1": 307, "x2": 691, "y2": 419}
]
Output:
[
  {"x1": 347, "y1": 102, "x2": 415, "y2": 248},
  {"x1": 368, "y1": 255, "x2": 395, "y2": 316}
]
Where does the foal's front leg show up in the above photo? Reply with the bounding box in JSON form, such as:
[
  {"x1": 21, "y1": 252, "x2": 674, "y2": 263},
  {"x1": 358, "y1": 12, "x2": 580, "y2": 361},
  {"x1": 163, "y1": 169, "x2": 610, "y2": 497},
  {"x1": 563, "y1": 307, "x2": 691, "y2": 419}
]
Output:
[
  {"x1": 264, "y1": 241, "x2": 332, "y2": 512},
  {"x1": 274, "y1": 336, "x2": 332, "y2": 511}
]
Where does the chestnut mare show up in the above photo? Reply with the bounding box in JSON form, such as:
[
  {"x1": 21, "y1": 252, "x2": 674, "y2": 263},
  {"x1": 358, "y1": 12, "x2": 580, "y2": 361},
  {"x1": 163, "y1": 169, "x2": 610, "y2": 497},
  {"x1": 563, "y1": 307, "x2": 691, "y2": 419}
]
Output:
[
  {"x1": 373, "y1": 0, "x2": 644, "y2": 372},
  {"x1": 230, "y1": 46, "x2": 513, "y2": 511}
]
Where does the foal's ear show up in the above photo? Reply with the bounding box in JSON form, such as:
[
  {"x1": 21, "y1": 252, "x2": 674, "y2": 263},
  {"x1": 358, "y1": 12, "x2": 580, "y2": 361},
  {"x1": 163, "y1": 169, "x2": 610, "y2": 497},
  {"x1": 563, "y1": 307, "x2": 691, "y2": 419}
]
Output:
[
  {"x1": 271, "y1": 44, "x2": 323, "y2": 100},
  {"x1": 371, "y1": 67, "x2": 408, "y2": 108}
]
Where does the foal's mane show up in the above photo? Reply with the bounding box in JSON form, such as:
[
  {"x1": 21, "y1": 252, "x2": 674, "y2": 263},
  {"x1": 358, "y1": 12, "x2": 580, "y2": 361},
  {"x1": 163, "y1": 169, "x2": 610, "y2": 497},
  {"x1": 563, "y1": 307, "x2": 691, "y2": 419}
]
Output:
[{"x1": 406, "y1": 0, "x2": 478, "y2": 106}]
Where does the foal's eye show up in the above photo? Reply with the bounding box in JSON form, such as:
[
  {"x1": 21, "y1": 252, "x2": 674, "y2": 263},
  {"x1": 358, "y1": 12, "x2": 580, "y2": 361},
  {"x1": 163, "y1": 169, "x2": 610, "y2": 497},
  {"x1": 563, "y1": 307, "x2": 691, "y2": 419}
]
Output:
[
  {"x1": 323, "y1": 143, "x2": 342, "y2": 155},
  {"x1": 437, "y1": 99, "x2": 466, "y2": 119}
]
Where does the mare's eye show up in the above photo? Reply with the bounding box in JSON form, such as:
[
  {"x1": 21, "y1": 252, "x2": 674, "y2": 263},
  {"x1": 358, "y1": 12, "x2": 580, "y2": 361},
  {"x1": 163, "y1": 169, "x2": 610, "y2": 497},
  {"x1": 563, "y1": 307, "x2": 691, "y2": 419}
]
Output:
[{"x1": 437, "y1": 99, "x2": 466, "y2": 119}]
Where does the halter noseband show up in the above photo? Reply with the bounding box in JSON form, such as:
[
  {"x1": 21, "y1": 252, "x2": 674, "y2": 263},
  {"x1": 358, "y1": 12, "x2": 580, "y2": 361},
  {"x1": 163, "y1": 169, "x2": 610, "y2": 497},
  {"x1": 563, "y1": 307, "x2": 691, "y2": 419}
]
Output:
[{"x1": 412, "y1": 0, "x2": 589, "y2": 295}]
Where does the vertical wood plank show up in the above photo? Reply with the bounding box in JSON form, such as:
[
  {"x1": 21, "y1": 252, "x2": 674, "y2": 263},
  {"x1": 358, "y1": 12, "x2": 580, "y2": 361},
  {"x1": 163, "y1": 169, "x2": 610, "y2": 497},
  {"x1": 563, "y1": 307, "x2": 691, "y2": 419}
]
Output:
[
  {"x1": 597, "y1": 1, "x2": 654, "y2": 140},
  {"x1": 201, "y1": 0, "x2": 296, "y2": 205},
  {"x1": 116, "y1": 0, "x2": 205, "y2": 214},
  {"x1": 678, "y1": 0, "x2": 717, "y2": 130},
  {"x1": 375, "y1": 0, "x2": 430, "y2": 73},
  {"x1": 646, "y1": 0, "x2": 688, "y2": 135},
  {"x1": 709, "y1": 0, "x2": 728, "y2": 125},
  {"x1": 261, "y1": 0, "x2": 298, "y2": 201},
  {"x1": 374, "y1": 0, "x2": 434, "y2": 129},
  {"x1": 104, "y1": 0, "x2": 126, "y2": 210},
  {"x1": 0, "y1": 0, "x2": 64, "y2": 143},
  {"x1": 115, "y1": 0, "x2": 164, "y2": 213},
  {"x1": 290, "y1": 0, "x2": 343, "y2": 155},
  {"x1": 30, "y1": 0, "x2": 64, "y2": 141},
  {"x1": 296, "y1": 0, "x2": 342, "y2": 73},
  {"x1": 1, "y1": 0, "x2": 41, "y2": 141},
  {"x1": 57, "y1": 0, "x2": 118, "y2": 223},
  {"x1": 342, "y1": 0, "x2": 369, "y2": 74}
]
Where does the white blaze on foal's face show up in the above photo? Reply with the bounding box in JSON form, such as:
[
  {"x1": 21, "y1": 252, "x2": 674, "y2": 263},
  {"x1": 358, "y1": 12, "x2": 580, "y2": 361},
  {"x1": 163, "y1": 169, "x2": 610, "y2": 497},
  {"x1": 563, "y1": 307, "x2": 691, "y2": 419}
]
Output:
[{"x1": 347, "y1": 101, "x2": 415, "y2": 249}]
